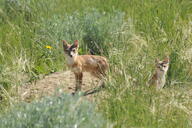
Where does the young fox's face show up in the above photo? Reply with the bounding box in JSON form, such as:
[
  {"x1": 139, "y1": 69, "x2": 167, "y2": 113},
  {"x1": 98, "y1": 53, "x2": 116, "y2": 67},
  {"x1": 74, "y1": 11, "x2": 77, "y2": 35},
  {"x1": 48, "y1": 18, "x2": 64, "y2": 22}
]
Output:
[
  {"x1": 156, "y1": 57, "x2": 169, "y2": 72},
  {"x1": 63, "y1": 40, "x2": 79, "y2": 58}
]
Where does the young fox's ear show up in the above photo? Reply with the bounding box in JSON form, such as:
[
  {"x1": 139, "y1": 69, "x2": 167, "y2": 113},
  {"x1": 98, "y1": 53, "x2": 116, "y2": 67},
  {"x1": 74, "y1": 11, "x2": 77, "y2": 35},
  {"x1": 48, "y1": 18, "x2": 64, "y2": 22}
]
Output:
[
  {"x1": 155, "y1": 58, "x2": 160, "y2": 63},
  {"x1": 163, "y1": 56, "x2": 169, "y2": 63},
  {"x1": 62, "y1": 40, "x2": 69, "y2": 49},
  {"x1": 74, "y1": 40, "x2": 79, "y2": 48}
]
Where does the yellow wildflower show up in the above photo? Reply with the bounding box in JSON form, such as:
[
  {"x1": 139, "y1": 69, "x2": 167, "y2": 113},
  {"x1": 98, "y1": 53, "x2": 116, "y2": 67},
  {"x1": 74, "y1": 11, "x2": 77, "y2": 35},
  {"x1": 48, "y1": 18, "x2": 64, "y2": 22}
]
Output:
[{"x1": 45, "y1": 45, "x2": 52, "y2": 49}]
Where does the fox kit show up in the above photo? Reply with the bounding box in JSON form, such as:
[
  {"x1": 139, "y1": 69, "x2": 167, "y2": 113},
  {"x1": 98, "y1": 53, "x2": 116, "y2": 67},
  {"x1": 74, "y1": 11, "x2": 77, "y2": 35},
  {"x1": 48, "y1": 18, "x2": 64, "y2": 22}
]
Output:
[
  {"x1": 62, "y1": 40, "x2": 109, "y2": 92},
  {"x1": 148, "y1": 57, "x2": 170, "y2": 90}
]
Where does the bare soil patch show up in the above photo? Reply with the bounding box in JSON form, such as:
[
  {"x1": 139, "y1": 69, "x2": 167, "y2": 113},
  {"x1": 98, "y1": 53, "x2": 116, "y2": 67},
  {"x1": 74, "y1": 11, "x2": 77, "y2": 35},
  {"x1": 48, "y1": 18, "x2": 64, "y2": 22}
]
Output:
[{"x1": 18, "y1": 70, "x2": 100, "y2": 102}]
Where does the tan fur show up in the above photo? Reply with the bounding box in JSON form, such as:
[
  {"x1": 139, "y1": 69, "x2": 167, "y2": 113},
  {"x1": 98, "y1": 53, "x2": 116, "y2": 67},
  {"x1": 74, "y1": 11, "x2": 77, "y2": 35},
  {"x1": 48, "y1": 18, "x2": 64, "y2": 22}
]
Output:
[
  {"x1": 148, "y1": 57, "x2": 170, "y2": 90},
  {"x1": 62, "y1": 40, "x2": 109, "y2": 92}
]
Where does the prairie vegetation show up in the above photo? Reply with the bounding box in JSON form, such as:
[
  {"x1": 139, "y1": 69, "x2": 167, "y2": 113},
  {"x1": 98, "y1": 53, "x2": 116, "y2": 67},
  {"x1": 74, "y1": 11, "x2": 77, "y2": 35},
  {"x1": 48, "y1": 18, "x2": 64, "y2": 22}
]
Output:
[{"x1": 0, "y1": 0, "x2": 192, "y2": 127}]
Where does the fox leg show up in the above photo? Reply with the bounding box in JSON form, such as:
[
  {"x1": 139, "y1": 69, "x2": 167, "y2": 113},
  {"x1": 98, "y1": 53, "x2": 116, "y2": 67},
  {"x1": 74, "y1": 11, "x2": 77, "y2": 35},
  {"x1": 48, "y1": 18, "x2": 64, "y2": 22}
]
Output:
[
  {"x1": 83, "y1": 77, "x2": 105, "y2": 96},
  {"x1": 74, "y1": 72, "x2": 83, "y2": 91},
  {"x1": 83, "y1": 71, "x2": 106, "y2": 96}
]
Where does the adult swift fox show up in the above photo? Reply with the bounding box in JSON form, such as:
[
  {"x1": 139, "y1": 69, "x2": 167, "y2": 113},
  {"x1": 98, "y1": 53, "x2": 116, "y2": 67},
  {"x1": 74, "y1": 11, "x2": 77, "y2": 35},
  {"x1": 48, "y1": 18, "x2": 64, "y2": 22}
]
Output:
[
  {"x1": 148, "y1": 57, "x2": 170, "y2": 90},
  {"x1": 62, "y1": 40, "x2": 109, "y2": 93}
]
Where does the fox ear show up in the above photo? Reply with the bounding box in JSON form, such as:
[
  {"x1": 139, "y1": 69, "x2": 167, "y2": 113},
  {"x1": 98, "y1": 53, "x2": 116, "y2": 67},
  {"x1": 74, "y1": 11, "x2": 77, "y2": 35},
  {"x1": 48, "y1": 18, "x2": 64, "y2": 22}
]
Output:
[
  {"x1": 74, "y1": 40, "x2": 79, "y2": 48},
  {"x1": 62, "y1": 40, "x2": 69, "y2": 49},
  {"x1": 155, "y1": 58, "x2": 159, "y2": 63},
  {"x1": 163, "y1": 56, "x2": 169, "y2": 63}
]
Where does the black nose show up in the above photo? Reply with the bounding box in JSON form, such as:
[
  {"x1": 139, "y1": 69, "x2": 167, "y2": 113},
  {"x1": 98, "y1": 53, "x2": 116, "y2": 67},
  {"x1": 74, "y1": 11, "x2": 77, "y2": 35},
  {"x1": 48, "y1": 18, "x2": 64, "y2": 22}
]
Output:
[{"x1": 68, "y1": 51, "x2": 72, "y2": 57}]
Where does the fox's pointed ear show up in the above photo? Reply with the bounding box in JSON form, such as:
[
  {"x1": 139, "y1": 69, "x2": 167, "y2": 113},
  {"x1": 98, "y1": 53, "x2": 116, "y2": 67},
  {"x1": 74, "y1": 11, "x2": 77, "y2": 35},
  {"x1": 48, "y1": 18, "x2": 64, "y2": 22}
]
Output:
[
  {"x1": 163, "y1": 56, "x2": 169, "y2": 63},
  {"x1": 74, "y1": 40, "x2": 79, "y2": 48},
  {"x1": 62, "y1": 40, "x2": 69, "y2": 49},
  {"x1": 155, "y1": 58, "x2": 159, "y2": 63}
]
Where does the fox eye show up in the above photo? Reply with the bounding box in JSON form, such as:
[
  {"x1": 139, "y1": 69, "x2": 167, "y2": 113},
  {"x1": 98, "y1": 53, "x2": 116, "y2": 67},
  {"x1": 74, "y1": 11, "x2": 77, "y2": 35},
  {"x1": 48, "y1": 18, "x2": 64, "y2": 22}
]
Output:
[{"x1": 72, "y1": 49, "x2": 75, "y2": 52}]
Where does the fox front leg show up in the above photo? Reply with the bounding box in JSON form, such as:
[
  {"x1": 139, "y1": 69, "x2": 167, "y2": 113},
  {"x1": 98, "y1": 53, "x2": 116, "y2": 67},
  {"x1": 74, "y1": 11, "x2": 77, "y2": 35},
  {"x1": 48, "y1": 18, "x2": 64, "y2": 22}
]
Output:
[{"x1": 74, "y1": 72, "x2": 83, "y2": 92}]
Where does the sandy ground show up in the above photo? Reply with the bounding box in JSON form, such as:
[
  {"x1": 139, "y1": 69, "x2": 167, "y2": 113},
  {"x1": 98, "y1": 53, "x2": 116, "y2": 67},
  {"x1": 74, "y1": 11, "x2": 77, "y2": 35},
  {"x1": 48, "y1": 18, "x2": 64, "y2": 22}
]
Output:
[{"x1": 18, "y1": 70, "x2": 101, "y2": 102}]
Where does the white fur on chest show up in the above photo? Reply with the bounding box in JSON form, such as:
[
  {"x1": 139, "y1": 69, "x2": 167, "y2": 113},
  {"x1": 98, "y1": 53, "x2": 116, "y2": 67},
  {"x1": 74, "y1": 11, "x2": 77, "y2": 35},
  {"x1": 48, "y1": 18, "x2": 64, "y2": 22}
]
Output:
[{"x1": 156, "y1": 70, "x2": 166, "y2": 89}]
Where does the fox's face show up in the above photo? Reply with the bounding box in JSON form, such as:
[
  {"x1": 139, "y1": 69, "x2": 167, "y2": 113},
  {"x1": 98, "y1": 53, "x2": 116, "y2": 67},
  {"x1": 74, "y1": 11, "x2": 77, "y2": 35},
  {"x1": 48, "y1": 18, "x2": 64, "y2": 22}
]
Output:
[
  {"x1": 156, "y1": 57, "x2": 169, "y2": 72},
  {"x1": 63, "y1": 40, "x2": 79, "y2": 58}
]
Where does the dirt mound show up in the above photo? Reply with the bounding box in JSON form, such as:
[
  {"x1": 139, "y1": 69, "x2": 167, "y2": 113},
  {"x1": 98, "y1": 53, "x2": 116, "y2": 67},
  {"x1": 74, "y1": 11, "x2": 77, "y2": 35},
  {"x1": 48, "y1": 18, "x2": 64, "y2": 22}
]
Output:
[{"x1": 18, "y1": 71, "x2": 100, "y2": 102}]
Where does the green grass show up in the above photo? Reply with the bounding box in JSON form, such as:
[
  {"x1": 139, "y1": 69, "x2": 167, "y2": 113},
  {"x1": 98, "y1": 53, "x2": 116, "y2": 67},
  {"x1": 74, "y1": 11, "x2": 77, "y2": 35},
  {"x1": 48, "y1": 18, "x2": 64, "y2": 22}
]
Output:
[
  {"x1": 99, "y1": 85, "x2": 192, "y2": 127},
  {"x1": 0, "y1": 0, "x2": 192, "y2": 127}
]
